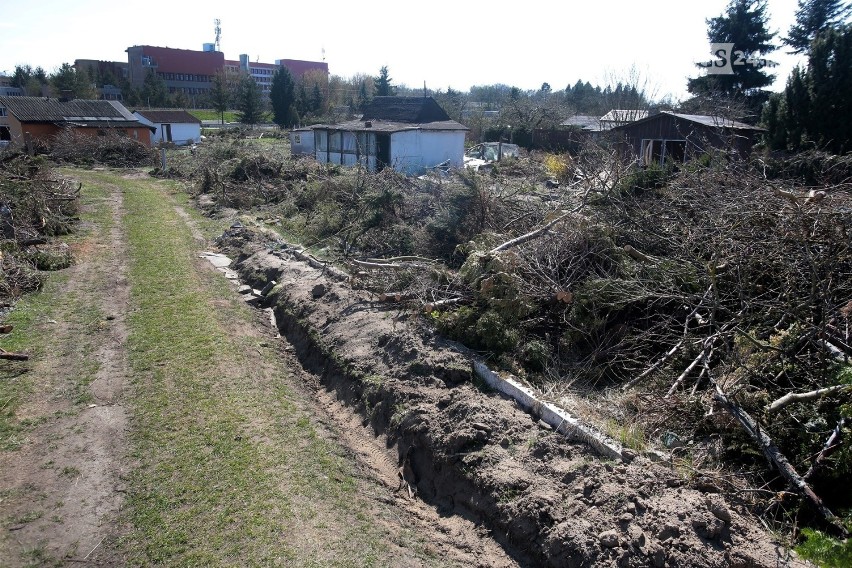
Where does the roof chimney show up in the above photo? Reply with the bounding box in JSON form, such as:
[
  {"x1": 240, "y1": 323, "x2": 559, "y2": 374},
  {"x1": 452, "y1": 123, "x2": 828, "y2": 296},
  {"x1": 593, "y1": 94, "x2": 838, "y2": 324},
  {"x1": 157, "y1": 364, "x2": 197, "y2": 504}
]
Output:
[
  {"x1": 365, "y1": 121, "x2": 372, "y2": 128},
  {"x1": 59, "y1": 90, "x2": 74, "y2": 103}
]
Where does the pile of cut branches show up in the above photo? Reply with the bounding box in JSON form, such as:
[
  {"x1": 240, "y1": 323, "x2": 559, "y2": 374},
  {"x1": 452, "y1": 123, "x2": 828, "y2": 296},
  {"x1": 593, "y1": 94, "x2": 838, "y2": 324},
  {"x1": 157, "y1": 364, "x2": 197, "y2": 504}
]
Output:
[
  {"x1": 0, "y1": 152, "x2": 79, "y2": 303},
  {"x1": 49, "y1": 129, "x2": 158, "y2": 168}
]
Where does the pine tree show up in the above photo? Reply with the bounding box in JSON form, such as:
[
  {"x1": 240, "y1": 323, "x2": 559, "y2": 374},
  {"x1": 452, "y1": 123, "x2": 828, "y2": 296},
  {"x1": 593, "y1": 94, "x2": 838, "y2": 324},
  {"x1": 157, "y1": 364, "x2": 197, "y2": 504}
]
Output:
[
  {"x1": 310, "y1": 83, "x2": 324, "y2": 115},
  {"x1": 357, "y1": 79, "x2": 371, "y2": 110},
  {"x1": 209, "y1": 71, "x2": 231, "y2": 125},
  {"x1": 688, "y1": 0, "x2": 778, "y2": 98},
  {"x1": 234, "y1": 74, "x2": 266, "y2": 125},
  {"x1": 374, "y1": 66, "x2": 395, "y2": 97},
  {"x1": 785, "y1": 0, "x2": 852, "y2": 54},
  {"x1": 141, "y1": 70, "x2": 170, "y2": 107},
  {"x1": 807, "y1": 25, "x2": 852, "y2": 152},
  {"x1": 270, "y1": 67, "x2": 296, "y2": 128},
  {"x1": 762, "y1": 24, "x2": 851, "y2": 153}
]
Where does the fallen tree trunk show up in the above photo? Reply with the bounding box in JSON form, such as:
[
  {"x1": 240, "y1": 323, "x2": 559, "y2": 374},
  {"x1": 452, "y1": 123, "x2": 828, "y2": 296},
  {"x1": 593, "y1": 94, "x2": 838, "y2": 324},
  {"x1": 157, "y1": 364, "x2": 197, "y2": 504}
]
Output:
[
  {"x1": 713, "y1": 384, "x2": 849, "y2": 538},
  {"x1": 0, "y1": 349, "x2": 29, "y2": 361}
]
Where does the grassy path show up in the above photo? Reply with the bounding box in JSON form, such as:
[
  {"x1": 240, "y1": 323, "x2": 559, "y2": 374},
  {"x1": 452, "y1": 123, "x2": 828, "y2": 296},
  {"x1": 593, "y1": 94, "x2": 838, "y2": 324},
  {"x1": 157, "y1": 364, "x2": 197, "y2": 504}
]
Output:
[
  {"x1": 111, "y1": 171, "x2": 433, "y2": 566},
  {"x1": 1, "y1": 170, "x2": 443, "y2": 567}
]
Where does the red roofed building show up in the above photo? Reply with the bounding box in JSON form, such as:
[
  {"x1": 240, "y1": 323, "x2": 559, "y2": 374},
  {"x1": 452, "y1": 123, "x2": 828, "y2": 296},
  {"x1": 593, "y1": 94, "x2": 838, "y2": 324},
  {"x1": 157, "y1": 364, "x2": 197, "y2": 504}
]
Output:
[
  {"x1": 127, "y1": 45, "x2": 328, "y2": 99},
  {"x1": 126, "y1": 46, "x2": 224, "y2": 99},
  {"x1": 274, "y1": 59, "x2": 329, "y2": 80}
]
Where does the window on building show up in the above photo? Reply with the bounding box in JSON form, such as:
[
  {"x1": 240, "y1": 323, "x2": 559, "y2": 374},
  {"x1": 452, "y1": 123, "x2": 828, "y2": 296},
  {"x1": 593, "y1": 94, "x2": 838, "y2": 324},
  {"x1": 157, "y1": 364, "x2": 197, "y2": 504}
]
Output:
[
  {"x1": 0, "y1": 107, "x2": 7, "y2": 117},
  {"x1": 641, "y1": 139, "x2": 687, "y2": 166}
]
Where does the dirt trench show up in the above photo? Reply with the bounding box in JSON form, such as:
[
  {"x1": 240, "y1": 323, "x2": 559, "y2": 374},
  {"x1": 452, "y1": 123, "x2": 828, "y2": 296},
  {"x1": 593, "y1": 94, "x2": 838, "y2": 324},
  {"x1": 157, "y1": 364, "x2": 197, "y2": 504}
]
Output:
[{"x1": 218, "y1": 225, "x2": 806, "y2": 568}]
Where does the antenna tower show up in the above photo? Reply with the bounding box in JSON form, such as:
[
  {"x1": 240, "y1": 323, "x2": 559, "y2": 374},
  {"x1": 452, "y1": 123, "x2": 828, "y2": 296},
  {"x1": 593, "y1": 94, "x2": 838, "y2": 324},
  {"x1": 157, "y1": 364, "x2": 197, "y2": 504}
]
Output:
[{"x1": 214, "y1": 19, "x2": 222, "y2": 51}]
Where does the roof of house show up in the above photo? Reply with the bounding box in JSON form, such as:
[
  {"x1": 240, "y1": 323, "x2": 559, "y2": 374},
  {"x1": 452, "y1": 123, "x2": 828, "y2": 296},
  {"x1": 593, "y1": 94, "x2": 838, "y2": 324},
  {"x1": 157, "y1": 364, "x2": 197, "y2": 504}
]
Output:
[
  {"x1": 361, "y1": 97, "x2": 453, "y2": 123},
  {"x1": 666, "y1": 112, "x2": 763, "y2": 130},
  {"x1": 0, "y1": 96, "x2": 150, "y2": 129},
  {"x1": 613, "y1": 111, "x2": 764, "y2": 131},
  {"x1": 560, "y1": 115, "x2": 602, "y2": 131},
  {"x1": 600, "y1": 109, "x2": 649, "y2": 123},
  {"x1": 134, "y1": 109, "x2": 202, "y2": 124},
  {"x1": 311, "y1": 119, "x2": 468, "y2": 134}
]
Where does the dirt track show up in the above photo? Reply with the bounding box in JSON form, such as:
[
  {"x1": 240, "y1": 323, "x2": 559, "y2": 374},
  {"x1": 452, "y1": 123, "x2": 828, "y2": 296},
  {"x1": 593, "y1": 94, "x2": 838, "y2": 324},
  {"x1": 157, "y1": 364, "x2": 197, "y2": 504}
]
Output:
[{"x1": 0, "y1": 180, "x2": 130, "y2": 564}]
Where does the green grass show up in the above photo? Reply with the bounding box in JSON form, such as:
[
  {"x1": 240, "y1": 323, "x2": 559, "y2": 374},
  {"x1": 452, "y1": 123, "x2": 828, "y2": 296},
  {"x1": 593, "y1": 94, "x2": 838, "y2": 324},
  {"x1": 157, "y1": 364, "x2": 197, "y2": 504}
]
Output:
[
  {"x1": 796, "y1": 528, "x2": 852, "y2": 567},
  {"x1": 189, "y1": 109, "x2": 239, "y2": 123},
  {"x1": 114, "y1": 173, "x2": 406, "y2": 566}
]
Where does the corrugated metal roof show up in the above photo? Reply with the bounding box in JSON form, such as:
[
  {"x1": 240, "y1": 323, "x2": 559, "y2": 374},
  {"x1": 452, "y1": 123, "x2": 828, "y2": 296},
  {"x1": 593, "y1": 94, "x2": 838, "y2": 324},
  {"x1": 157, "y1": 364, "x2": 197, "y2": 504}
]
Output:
[
  {"x1": 560, "y1": 115, "x2": 602, "y2": 131},
  {"x1": 600, "y1": 109, "x2": 649, "y2": 123},
  {"x1": 0, "y1": 96, "x2": 133, "y2": 122},
  {"x1": 134, "y1": 109, "x2": 201, "y2": 124},
  {"x1": 612, "y1": 111, "x2": 764, "y2": 131},
  {"x1": 667, "y1": 113, "x2": 763, "y2": 130}
]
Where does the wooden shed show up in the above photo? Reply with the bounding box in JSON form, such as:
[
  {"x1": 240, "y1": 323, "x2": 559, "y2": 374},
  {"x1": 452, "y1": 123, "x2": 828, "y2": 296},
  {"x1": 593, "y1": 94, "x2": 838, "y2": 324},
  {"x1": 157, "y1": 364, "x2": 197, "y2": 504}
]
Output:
[{"x1": 611, "y1": 112, "x2": 764, "y2": 165}]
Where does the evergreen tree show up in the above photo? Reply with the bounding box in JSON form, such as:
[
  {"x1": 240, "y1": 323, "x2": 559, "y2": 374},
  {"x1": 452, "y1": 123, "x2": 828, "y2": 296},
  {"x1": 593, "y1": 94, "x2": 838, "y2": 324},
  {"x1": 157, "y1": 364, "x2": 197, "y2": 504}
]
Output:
[
  {"x1": 310, "y1": 83, "x2": 324, "y2": 115},
  {"x1": 688, "y1": 0, "x2": 778, "y2": 99},
  {"x1": 49, "y1": 63, "x2": 95, "y2": 99},
  {"x1": 10, "y1": 65, "x2": 47, "y2": 95},
  {"x1": 234, "y1": 74, "x2": 265, "y2": 125},
  {"x1": 141, "y1": 70, "x2": 170, "y2": 107},
  {"x1": 806, "y1": 24, "x2": 852, "y2": 151},
  {"x1": 270, "y1": 67, "x2": 297, "y2": 128},
  {"x1": 374, "y1": 66, "x2": 395, "y2": 97},
  {"x1": 785, "y1": 0, "x2": 852, "y2": 54},
  {"x1": 209, "y1": 71, "x2": 231, "y2": 124},
  {"x1": 763, "y1": 24, "x2": 851, "y2": 153},
  {"x1": 357, "y1": 79, "x2": 371, "y2": 110}
]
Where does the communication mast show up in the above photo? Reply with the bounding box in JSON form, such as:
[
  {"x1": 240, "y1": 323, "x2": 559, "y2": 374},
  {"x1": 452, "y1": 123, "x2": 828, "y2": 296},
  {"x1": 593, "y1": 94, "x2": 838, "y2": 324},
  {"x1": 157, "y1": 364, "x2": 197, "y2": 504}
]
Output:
[{"x1": 214, "y1": 19, "x2": 222, "y2": 52}]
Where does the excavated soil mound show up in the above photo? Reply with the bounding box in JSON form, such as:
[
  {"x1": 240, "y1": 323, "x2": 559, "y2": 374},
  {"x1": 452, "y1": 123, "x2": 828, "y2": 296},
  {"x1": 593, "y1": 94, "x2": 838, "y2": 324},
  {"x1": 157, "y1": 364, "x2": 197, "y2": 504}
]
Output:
[{"x1": 217, "y1": 226, "x2": 803, "y2": 568}]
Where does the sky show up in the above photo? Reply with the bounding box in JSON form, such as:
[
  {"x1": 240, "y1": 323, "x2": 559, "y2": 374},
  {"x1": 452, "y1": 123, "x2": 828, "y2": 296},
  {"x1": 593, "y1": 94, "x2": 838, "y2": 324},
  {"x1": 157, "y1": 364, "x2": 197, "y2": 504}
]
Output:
[{"x1": 0, "y1": 0, "x2": 806, "y2": 102}]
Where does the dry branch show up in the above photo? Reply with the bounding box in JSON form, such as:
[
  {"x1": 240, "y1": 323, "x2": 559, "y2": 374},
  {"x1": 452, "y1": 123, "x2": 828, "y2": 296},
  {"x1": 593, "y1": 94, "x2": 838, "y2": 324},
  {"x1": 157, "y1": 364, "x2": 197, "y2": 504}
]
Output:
[
  {"x1": 804, "y1": 418, "x2": 849, "y2": 481},
  {"x1": 713, "y1": 383, "x2": 848, "y2": 538},
  {"x1": 423, "y1": 297, "x2": 469, "y2": 313},
  {"x1": 350, "y1": 259, "x2": 402, "y2": 270},
  {"x1": 0, "y1": 349, "x2": 28, "y2": 361},
  {"x1": 489, "y1": 211, "x2": 574, "y2": 255},
  {"x1": 366, "y1": 256, "x2": 436, "y2": 264},
  {"x1": 766, "y1": 384, "x2": 851, "y2": 413}
]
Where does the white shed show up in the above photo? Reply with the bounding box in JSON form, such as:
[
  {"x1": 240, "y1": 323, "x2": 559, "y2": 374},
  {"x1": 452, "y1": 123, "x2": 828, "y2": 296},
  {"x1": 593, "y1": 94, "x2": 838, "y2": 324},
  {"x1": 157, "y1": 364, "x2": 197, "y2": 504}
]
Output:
[
  {"x1": 310, "y1": 97, "x2": 468, "y2": 175},
  {"x1": 289, "y1": 128, "x2": 315, "y2": 156},
  {"x1": 133, "y1": 109, "x2": 202, "y2": 146}
]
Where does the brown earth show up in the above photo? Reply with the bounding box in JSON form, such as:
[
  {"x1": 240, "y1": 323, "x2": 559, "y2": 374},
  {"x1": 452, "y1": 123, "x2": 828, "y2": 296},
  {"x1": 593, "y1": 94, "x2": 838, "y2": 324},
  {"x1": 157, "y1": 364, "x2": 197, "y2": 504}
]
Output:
[
  {"x1": 0, "y1": 184, "x2": 131, "y2": 565},
  {"x1": 219, "y1": 225, "x2": 810, "y2": 568}
]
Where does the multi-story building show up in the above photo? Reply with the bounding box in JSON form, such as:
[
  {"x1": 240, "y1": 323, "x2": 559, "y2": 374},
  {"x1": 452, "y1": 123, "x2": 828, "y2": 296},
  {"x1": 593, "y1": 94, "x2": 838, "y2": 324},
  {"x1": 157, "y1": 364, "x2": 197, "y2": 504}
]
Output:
[
  {"x1": 125, "y1": 45, "x2": 224, "y2": 99},
  {"x1": 73, "y1": 60, "x2": 129, "y2": 100},
  {"x1": 125, "y1": 45, "x2": 328, "y2": 99}
]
